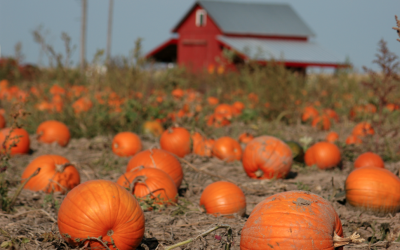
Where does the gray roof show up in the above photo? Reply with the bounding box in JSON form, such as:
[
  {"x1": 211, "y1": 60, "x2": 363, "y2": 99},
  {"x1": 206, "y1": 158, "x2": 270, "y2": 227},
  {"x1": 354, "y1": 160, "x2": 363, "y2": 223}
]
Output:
[
  {"x1": 196, "y1": 1, "x2": 315, "y2": 37},
  {"x1": 218, "y1": 36, "x2": 342, "y2": 64}
]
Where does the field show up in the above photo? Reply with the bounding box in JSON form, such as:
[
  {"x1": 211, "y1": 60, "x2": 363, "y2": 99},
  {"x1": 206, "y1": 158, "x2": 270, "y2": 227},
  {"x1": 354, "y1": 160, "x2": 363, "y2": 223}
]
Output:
[{"x1": 0, "y1": 40, "x2": 400, "y2": 249}]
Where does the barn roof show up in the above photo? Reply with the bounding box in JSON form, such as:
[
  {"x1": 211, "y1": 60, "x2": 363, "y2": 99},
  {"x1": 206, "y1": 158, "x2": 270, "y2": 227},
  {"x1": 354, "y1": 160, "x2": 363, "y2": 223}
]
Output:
[
  {"x1": 218, "y1": 36, "x2": 342, "y2": 66},
  {"x1": 172, "y1": 1, "x2": 315, "y2": 37}
]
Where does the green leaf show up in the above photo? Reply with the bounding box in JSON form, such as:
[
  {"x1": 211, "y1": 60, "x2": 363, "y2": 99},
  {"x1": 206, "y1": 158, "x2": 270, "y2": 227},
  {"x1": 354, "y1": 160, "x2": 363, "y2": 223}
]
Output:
[{"x1": 1, "y1": 241, "x2": 11, "y2": 248}]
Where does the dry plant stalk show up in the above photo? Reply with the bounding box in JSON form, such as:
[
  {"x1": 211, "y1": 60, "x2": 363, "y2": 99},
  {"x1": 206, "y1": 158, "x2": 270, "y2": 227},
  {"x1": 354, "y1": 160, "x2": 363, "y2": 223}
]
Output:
[
  {"x1": 393, "y1": 15, "x2": 400, "y2": 42},
  {"x1": 333, "y1": 232, "x2": 365, "y2": 247}
]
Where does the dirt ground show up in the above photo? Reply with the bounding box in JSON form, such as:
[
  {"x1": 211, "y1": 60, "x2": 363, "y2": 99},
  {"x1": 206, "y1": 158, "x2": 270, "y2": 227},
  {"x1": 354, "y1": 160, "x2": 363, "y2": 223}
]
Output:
[{"x1": 1, "y1": 123, "x2": 400, "y2": 250}]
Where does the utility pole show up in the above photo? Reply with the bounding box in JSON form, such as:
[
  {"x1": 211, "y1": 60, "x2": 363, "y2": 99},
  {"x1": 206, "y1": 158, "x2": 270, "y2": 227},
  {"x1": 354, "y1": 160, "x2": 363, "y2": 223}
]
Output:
[
  {"x1": 106, "y1": 0, "x2": 114, "y2": 65},
  {"x1": 80, "y1": 0, "x2": 87, "y2": 73}
]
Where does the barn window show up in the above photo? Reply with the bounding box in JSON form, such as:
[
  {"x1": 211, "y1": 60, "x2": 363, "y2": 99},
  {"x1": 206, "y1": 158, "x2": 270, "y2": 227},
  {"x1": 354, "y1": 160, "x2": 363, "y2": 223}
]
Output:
[{"x1": 196, "y1": 9, "x2": 207, "y2": 27}]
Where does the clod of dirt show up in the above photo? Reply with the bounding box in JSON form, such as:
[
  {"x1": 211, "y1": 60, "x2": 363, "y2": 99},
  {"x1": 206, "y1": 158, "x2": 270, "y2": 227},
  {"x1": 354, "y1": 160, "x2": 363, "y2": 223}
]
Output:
[{"x1": 293, "y1": 198, "x2": 312, "y2": 206}]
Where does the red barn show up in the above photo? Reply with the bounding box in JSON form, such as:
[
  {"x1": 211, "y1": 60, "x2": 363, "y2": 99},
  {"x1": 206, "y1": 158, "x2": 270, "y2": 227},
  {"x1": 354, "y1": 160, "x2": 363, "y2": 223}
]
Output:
[{"x1": 146, "y1": 1, "x2": 345, "y2": 73}]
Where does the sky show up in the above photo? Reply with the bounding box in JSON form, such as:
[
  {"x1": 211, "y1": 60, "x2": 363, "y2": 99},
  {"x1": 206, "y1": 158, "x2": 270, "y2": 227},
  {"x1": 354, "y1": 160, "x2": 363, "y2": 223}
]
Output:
[{"x1": 0, "y1": 0, "x2": 399, "y2": 72}]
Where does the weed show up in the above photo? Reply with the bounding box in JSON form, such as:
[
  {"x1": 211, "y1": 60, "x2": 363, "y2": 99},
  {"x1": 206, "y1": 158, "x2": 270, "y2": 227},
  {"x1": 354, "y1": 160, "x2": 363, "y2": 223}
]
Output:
[{"x1": 296, "y1": 182, "x2": 310, "y2": 192}]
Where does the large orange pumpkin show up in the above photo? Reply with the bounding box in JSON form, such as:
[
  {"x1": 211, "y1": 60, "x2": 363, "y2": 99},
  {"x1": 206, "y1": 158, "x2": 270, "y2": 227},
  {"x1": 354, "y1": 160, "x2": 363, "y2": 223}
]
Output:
[
  {"x1": 346, "y1": 167, "x2": 400, "y2": 214},
  {"x1": 199, "y1": 181, "x2": 246, "y2": 217},
  {"x1": 212, "y1": 136, "x2": 242, "y2": 162},
  {"x1": 36, "y1": 120, "x2": 70, "y2": 147},
  {"x1": 112, "y1": 132, "x2": 142, "y2": 157},
  {"x1": 354, "y1": 152, "x2": 384, "y2": 169},
  {"x1": 240, "y1": 191, "x2": 343, "y2": 250},
  {"x1": 304, "y1": 142, "x2": 341, "y2": 169},
  {"x1": 160, "y1": 127, "x2": 191, "y2": 158},
  {"x1": 242, "y1": 136, "x2": 292, "y2": 179},
  {"x1": 21, "y1": 155, "x2": 80, "y2": 194},
  {"x1": 0, "y1": 127, "x2": 30, "y2": 155},
  {"x1": 126, "y1": 149, "x2": 183, "y2": 188},
  {"x1": 58, "y1": 180, "x2": 145, "y2": 250},
  {"x1": 117, "y1": 168, "x2": 177, "y2": 204}
]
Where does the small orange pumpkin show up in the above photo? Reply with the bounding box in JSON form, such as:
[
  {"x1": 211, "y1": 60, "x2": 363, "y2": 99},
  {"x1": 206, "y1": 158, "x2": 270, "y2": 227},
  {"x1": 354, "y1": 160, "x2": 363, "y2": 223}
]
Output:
[
  {"x1": 311, "y1": 115, "x2": 331, "y2": 131},
  {"x1": 199, "y1": 181, "x2": 246, "y2": 217},
  {"x1": 142, "y1": 120, "x2": 164, "y2": 137},
  {"x1": 304, "y1": 142, "x2": 341, "y2": 169},
  {"x1": 354, "y1": 152, "x2": 384, "y2": 169},
  {"x1": 326, "y1": 131, "x2": 339, "y2": 143},
  {"x1": 346, "y1": 167, "x2": 400, "y2": 214},
  {"x1": 0, "y1": 127, "x2": 30, "y2": 155},
  {"x1": 117, "y1": 168, "x2": 177, "y2": 204},
  {"x1": 301, "y1": 106, "x2": 319, "y2": 122},
  {"x1": 21, "y1": 155, "x2": 80, "y2": 194},
  {"x1": 36, "y1": 120, "x2": 70, "y2": 147},
  {"x1": 238, "y1": 132, "x2": 254, "y2": 144},
  {"x1": 112, "y1": 132, "x2": 142, "y2": 157},
  {"x1": 352, "y1": 122, "x2": 374, "y2": 137},
  {"x1": 242, "y1": 136, "x2": 292, "y2": 179},
  {"x1": 160, "y1": 126, "x2": 191, "y2": 158},
  {"x1": 58, "y1": 180, "x2": 145, "y2": 250},
  {"x1": 212, "y1": 136, "x2": 242, "y2": 162},
  {"x1": 345, "y1": 135, "x2": 362, "y2": 145},
  {"x1": 126, "y1": 149, "x2": 183, "y2": 188}
]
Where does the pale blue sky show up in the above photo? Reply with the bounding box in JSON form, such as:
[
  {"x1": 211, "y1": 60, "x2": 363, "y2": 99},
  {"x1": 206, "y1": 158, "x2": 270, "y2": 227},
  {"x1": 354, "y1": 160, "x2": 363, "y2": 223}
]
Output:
[{"x1": 0, "y1": 0, "x2": 399, "y2": 71}]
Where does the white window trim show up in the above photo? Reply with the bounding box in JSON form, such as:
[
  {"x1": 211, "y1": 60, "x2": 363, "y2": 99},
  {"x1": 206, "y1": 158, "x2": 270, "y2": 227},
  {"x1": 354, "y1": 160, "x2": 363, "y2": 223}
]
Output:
[{"x1": 196, "y1": 9, "x2": 207, "y2": 27}]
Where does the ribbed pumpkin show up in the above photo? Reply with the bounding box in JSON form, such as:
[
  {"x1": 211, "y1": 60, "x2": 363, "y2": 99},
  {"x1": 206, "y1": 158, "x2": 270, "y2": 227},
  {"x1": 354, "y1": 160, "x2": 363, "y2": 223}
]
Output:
[
  {"x1": 160, "y1": 126, "x2": 191, "y2": 158},
  {"x1": 36, "y1": 120, "x2": 70, "y2": 147},
  {"x1": 240, "y1": 191, "x2": 344, "y2": 250},
  {"x1": 354, "y1": 152, "x2": 384, "y2": 169},
  {"x1": 58, "y1": 180, "x2": 145, "y2": 250},
  {"x1": 21, "y1": 155, "x2": 80, "y2": 194},
  {"x1": 304, "y1": 142, "x2": 341, "y2": 169},
  {"x1": 242, "y1": 136, "x2": 292, "y2": 179},
  {"x1": 326, "y1": 131, "x2": 339, "y2": 143},
  {"x1": 191, "y1": 132, "x2": 205, "y2": 155},
  {"x1": 212, "y1": 136, "x2": 242, "y2": 162},
  {"x1": 346, "y1": 167, "x2": 400, "y2": 214},
  {"x1": 112, "y1": 132, "x2": 142, "y2": 157},
  {"x1": 200, "y1": 181, "x2": 246, "y2": 217},
  {"x1": 117, "y1": 168, "x2": 177, "y2": 204},
  {"x1": 126, "y1": 148, "x2": 183, "y2": 188},
  {"x1": 0, "y1": 127, "x2": 30, "y2": 155}
]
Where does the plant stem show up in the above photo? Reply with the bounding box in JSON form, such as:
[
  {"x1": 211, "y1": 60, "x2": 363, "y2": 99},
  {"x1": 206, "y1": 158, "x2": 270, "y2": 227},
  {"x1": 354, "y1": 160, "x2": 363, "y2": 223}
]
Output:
[
  {"x1": 164, "y1": 224, "x2": 232, "y2": 250},
  {"x1": 7, "y1": 168, "x2": 40, "y2": 212}
]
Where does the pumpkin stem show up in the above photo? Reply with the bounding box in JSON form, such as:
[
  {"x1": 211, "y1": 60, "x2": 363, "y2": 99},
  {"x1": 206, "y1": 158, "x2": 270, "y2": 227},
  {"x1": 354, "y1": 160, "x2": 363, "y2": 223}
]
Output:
[
  {"x1": 254, "y1": 169, "x2": 263, "y2": 178},
  {"x1": 55, "y1": 163, "x2": 74, "y2": 173},
  {"x1": 168, "y1": 127, "x2": 173, "y2": 133},
  {"x1": 131, "y1": 175, "x2": 148, "y2": 193},
  {"x1": 107, "y1": 230, "x2": 114, "y2": 236},
  {"x1": 333, "y1": 231, "x2": 365, "y2": 247}
]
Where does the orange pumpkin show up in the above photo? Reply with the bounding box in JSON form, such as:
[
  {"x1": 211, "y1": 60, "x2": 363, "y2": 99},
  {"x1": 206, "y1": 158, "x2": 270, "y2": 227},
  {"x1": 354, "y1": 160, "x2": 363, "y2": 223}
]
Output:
[
  {"x1": 112, "y1": 132, "x2": 142, "y2": 157},
  {"x1": 232, "y1": 101, "x2": 245, "y2": 115},
  {"x1": 207, "y1": 96, "x2": 219, "y2": 106},
  {"x1": 126, "y1": 149, "x2": 183, "y2": 188},
  {"x1": 160, "y1": 126, "x2": 191, "y2": 158},
  {"x1": 58, "y1": 180, "x2": 145, "y2": 250},
  {"x1": 240, "y1": 191, "x2": 343, "y2": 249},
  {"x1": 345, "y1": 135, "x2": 362, "y2": 145},
  {"x1": 171, "y1": 88, "x2": 184, "y2": 100},
  {"x1": 238, "y1": 132, "x2": 254, "y2": 144},
  {"x1": 304, "y1": 142, "x2": 341, "y2": 169},
  {"x1": 142, "y1": 120, "x2": 164, "y2": 137},
  {"x1": 0, "y1": 127, "x2": 30, "y2": 155},
  {"x1": 0, "y1": 114, "x2": 5, "y2": 129},
  {"x1": 242, "y1": 136, "x2": 292, "y2": 179},
  {"x1": 117, "y1": 168, "x2": 177, "y2": 204},
  {"x1": 354, "y1": 152, "x2": 384, "y2": 169},
  {"x1": 21, "y1": 155, "x2": 80, "y2": 193},
  {"x1": 72, "y1": 97, "x2": 93, "y2": 114},
  {"x1": 324, "y1": 108, "x2": 340, "y2": 123},
  {"x1": 311, "y1": 115, "x2": 331, "y2": 130},
  {"x1": 301, "y1": 106, "x2": 319, "y2": 122},
  {"x1": 212, "y1": 136, "x2": 242, "y2": 162},
  {"x1": 214, "y1": 104, "x2": 233, "y2": 119},
  {"x1": 352, "y1": 122, "x2": 374, "y2": 137},
  {"x1": 36, "y1": 120, "x2": 70, "y2": 147},
  {"x1": 346, "y1": 167, "x2": 400, "y2": 214},
  {"x1": 199, "y1": 181, "x2": 246, "y2": 217},
  {"x1": 326, "y1": 131, "x2": 339, "y2": 143}
]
